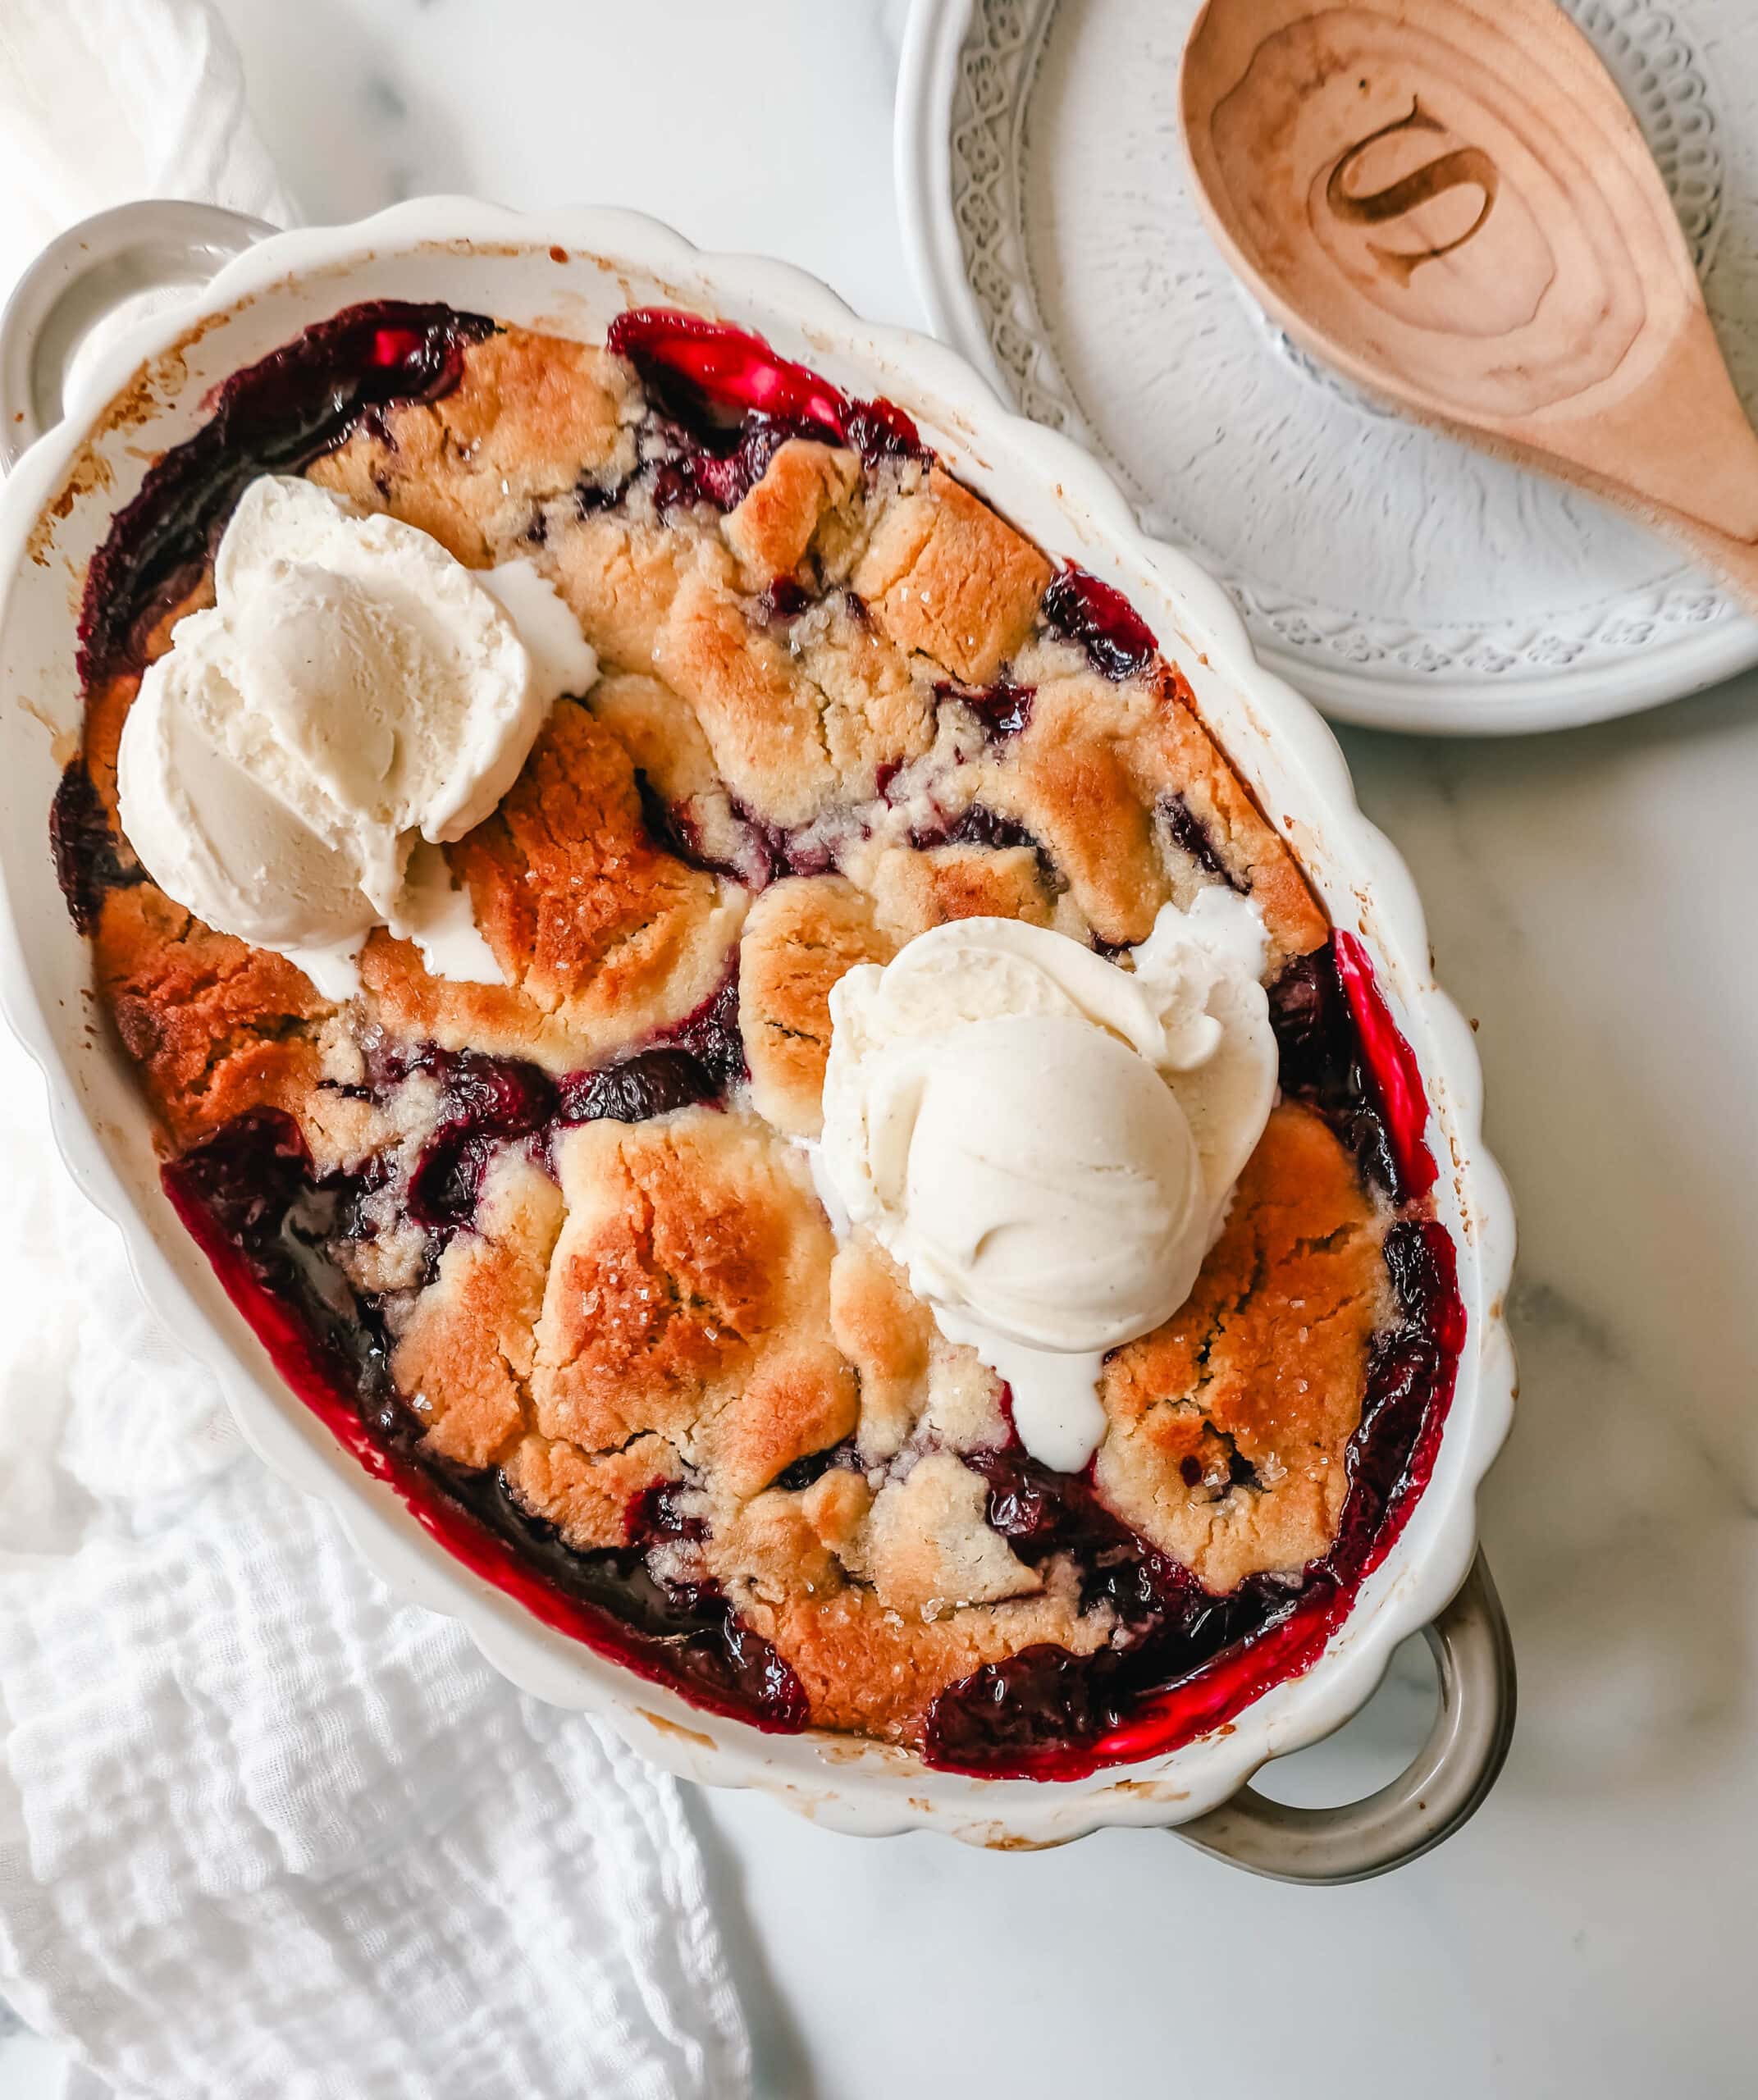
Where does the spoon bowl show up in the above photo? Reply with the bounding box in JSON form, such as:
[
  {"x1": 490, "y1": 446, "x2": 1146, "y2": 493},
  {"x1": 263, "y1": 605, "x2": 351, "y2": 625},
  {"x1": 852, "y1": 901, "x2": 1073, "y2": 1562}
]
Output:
[{"x1": 1181, "y1": 0, "x2": 1758, "y2": 606}]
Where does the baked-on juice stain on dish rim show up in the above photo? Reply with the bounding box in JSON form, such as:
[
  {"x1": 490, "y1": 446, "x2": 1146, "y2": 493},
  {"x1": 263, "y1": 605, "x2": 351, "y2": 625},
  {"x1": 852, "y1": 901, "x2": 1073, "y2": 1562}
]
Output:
[{"x1": 60, "y1": 303, "x2": 1463, "y2": 1775}]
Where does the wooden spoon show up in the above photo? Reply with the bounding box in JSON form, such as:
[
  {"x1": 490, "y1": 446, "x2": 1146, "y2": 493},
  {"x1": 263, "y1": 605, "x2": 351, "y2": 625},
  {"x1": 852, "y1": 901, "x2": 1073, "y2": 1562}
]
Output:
[{"x1": 1180, "y1": 0, "x2": 1758, "y2": 606}]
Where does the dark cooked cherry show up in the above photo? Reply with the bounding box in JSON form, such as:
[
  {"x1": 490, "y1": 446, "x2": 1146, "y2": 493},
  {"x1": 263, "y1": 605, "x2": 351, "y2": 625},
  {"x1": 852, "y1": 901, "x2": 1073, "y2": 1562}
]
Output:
[
  {"x1": 652, "y1": 967, "x2": 748, "y2": 1090},
  {"x1": 719, "y1": 1615, "x2": 811, "y2": 1729},
  {"x1": 441, "y1": 1052, "x2": 555, "y2": 1131},
  {"x1": 925, "y1": 1646, "x2": 1129, "y2": 1768},
  {"x1": 49, "y1": 758, "x2": 144, "y2": 934},
  {"x1": 1268, "y1": 937, "x2": 1434, "y2": 1205},
  {"x1": 840, "y1": 395, "x2": 925, "y2": 468},
  {"x1": 575, "y1": 469, "x2": 627, "y2": 516},
  {"x1": 610, "y1": 308, "x2": 847, "y2": 440},
  {"x1": 555, "y1": 1048, "x2": 717, "y2": 1126},
  {"x1": 1268, "y1": 940, "x2": 1399, "y2": 1202},
  {"x1": 1268, "y1": 944, "x2": 1354, "y2": 1095},
  {"x1": 405, "y1": 1050, "x2": 556, "y2": 1233},
  {"x1": 1382, "y1": 1217, "x2": 1465, "y2": 1352},
  {"x1": 632, "y1": 768, "x2": 699, "y2": 863},
  {"x1": 630, "y1": 770, "x2": 792, "y2": 888},
  {"x1": 756, "y1": 578, "x2": 811, "y2": 623},
  {"x1": 407, "y1": 1132, "x2": 490, "y2": 1233},
  {"x1": 608, "y1": 307, "x2": 924, "y2": 482},
  {"x1": 1332, "y1": 932, "x2": 1438, "y2": 1201},
  {"x1": 1158, "y1": 792, "x2": 1240, "y2": 890},
  {"x1": 771, "y1": 1441, "x2": 857, "y2": 1493},
  {"x1": 907, "y1": 803, "x2": 1041, "y2": 856},
  {"x1": 966, "y1": 1445, "x2": 1185, "y2": 1633},
  {"x1": 1341, "y1": 1331, "x2": 1445, "y2": 1549},
  {"x1": 551, "y1": 970, "x2": 748, "y2": 1125},
  {"x1": 646, "y1": 410, "x2": 818, "y2": 518},
  {"x1": 631, "y1": 1479, "x2": 710, "y2": 1549},
  {"x1": 1042, "y1": 565, "x2": 1158, "y2": 680},
  {"x1": 165, "y1": 1106, "x2": 311, "y2": 1244},
  {"x1": 938, "y1": 677, "x2": 1034, "y2": 742},
  {"x1": 752, "y1": 815, "x2": 833, "y2": 880}
]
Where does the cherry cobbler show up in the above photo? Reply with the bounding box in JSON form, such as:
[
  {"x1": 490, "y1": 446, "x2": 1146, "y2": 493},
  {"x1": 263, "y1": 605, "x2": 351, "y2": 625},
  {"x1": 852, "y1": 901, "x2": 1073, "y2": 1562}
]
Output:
[{"x1": 51, "y1": 299, "x2": 1463, "y2": 1778}]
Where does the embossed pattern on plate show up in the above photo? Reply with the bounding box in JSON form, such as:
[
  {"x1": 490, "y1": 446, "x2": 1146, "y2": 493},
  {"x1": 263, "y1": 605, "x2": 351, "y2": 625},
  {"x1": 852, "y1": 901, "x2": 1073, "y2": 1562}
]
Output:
[{"x1": 903, "y1": 0, "x2": 1758, "y2": 731}]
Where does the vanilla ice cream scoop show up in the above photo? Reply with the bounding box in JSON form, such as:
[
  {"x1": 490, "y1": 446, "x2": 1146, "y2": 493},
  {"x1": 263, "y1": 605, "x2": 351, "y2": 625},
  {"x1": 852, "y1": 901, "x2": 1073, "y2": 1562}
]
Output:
[
  {"x1": 116, "y1": 475, "x2": 598, "y2": 998},
  {"x1": 820, "y1": 894, "x2": 1278, "y2": 1471}
]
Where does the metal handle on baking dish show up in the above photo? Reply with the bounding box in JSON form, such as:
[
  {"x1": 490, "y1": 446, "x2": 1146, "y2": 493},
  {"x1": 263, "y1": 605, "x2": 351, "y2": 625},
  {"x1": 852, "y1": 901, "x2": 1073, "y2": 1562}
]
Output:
[
  {"x1": 0, "y1": 199, "x2": 272, "y2": 472},
  {"x1": 1173, "y1": 1550, "x2": 1515, "y2": 1884}
]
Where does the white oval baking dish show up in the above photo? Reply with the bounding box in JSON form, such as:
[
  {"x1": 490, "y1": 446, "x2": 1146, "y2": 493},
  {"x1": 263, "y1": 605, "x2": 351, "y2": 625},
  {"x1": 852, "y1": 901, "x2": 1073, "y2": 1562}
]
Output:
[{"x1": 0, "y1": 199, "x2": 1518, "y2": 1865}]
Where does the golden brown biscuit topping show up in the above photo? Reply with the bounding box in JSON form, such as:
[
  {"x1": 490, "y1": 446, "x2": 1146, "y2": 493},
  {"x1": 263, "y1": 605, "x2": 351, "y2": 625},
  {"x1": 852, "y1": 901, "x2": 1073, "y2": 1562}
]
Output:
[{"x1": 62, "y1": 306, "x2": 1457, "y2": 1771}]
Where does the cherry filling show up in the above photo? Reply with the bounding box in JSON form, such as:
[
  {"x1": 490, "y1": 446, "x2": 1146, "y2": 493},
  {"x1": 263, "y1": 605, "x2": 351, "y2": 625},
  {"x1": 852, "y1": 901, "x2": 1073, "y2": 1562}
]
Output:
[
  {"x1": 1042, "y1": 565, "x2": 1159, "y2": 680},
  {"x1": 646, "y1": 966, "x2": 748, "y2": 1091},
  {"x1": 644, "y1": 410, "x2": 826, "y2": 519},
  {"x1": 400, "y1": 1049, "x2": 556, "y2": 1234},
  {"x1": 376, "y1": 968, "x2": 749, "y2": 1246},
  {"x1": 1334, "y1": 931, "x2": 1439, "y2": 1199},
  {"x1": 1158, "y1": 792, "x2": 1241, "y2": 892},
  {"x1": 1270, "y1": 940, "x2": 1436, "y2": 1204},
  {"x1": 924, "y1": 1213, "x2": 1459, "y2": 1777},
  {"x1": 607, "y1": 307, "x2": 925, "y2": 472},
  {"x1": 49, "y1": 760, "x2": 144, "y2": 934},
  {"x1": 69, "y1": 303, "x2": 1459, "y2": 1769},
  {"x1": 938, "y1": 677, "x2": 1034, "y2": 742},
  {"x1": 162, "y1": 1107, "x2": 807, "y2": 1732}
]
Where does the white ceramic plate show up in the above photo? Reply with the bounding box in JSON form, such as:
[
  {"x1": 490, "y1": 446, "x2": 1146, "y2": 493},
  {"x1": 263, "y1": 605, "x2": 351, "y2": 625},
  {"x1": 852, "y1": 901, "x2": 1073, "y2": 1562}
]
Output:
[
  {"x1": 897, "y1": 0, "x2": 1758, "y2": 734},
  {"x1": 0, "y1": 199, "x2": 1515, "y2": 1851}
]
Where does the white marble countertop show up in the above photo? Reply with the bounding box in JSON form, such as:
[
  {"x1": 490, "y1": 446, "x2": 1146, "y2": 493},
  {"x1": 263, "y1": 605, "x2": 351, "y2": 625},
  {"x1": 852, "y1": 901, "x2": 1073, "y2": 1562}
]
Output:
[{"x1": 7, "y1": 1, "x2": 1755, "y2": 2093}]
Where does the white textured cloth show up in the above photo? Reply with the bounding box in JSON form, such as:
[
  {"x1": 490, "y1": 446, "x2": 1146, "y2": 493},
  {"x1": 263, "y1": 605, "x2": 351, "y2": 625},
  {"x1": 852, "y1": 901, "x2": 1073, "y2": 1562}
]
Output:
[
  {"x1": 0, "y1": 0, "x2": 294, "y2": 294},
  {"x1": 0, "y1": 6, "x2": 751, "y2": 2095}
]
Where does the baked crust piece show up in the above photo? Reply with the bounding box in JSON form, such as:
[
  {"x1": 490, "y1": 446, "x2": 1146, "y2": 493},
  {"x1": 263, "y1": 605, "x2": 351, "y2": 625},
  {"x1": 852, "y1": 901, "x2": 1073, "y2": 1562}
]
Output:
[
  {"x1": 737, "y1": 875, "x2": 894, "y2": 1138},
  {"x1": 853, "y1": 466, "x2": 1053, "y2": 683},
  {"x1": 653, "y1": 566, "x2": 841, "y2": 825},
  {"x1": 710, "y1": 1487, "x2": 1110, "y2": 1744},
  {"x1": 93, "y1": 883, "x2": 328, "y2": 1147},
  {"x1": 360, "y1": 699, "x2": 744, "y2": 1071},
  {"x1": 984, "y1": 667, "x2": 1167, "y2": 947},
  {"x1": 532, "y1": 1107, "x2": 857, "y2": 1503},
  {"x1": 546, "y1": 511, "x2": 689, "y2": 671},
  {"x1": 828, "y1": 1234, "x2": 935, "y2": 1461},
  {"x1": 587, "y1": 669, "x2": 762, "y2": 881},
  {"x1": 804, "y1": 1452, "x2": 1041, "y2": 1614},
  {"x1": 501, "y1": 1430, "x2": 683, "y2": 1553},
  {"x1": 791, "y1": 593, "x2": 935, "y2": 801},
  {"x1": 310, "y1": 326, "x2": 637, "y2": 565},
  {"x1": 1095, "y1": 1102, "x2": 1388, "y2": 1594},
  {"x1": 751, "y1": 1577, "x2": 1111, "y2": 1744},
  {"x1": 856, "y1": 840, "x2": 1055, "y2": 943},
  {"x1": 651, "y1": 575, "x2": 934, "y2": 829},
  {"x1": 979, "y1": 641, "x2": 1329, "y2": 961},
  {"x1": 722, "y1": 438, "x2": 861, "y2": 587},
  {"x1": 391, "y1": 1148, "x2": 563, "y2": 1472}
]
